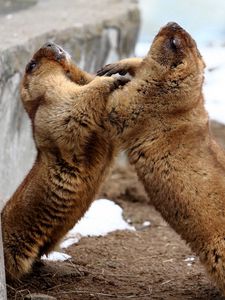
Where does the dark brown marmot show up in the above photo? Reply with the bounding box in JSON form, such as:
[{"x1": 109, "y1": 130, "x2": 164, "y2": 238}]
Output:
[{"x1": 98, "y1": 22, "x2": 225, "y2": 295}]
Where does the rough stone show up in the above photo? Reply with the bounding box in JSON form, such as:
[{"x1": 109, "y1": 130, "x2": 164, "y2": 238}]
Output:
[
  {"x1": 0, "y1": 0, "x2": 140, "y2": 202},
  {"x1": 24, "y1": 294, "x2": 56, "y2": 300}
]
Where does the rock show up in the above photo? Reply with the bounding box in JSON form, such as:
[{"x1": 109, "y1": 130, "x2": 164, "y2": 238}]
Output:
[
  {"x1": 24, "y1": 294, "x2": 56, "y2": 300},
  {"x1": 0, "y1": 0, "x2": 140, "y2": 203}
]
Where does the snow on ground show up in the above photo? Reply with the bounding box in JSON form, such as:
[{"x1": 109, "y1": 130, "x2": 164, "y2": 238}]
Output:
[
  {"x1": 136, "y1": 42, "x2": 225, "y2": 125},
  {"x1": 43, "y1": 199, "x2": 135, "y2": 261},
  {"x1": 42, "y1": 252, "x2": 71, "y2": 262},
  {"x1": 142, "y1": 220, "x2": 151, "y2": 227},
  {"x1": 201, "y1": 46, "x2": 225, "y2": 124},
  {"x1": 61, "y1": 199, "x2": 135, "y2": 248}
]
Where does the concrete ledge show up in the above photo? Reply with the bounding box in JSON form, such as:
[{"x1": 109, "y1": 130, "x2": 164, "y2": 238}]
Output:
[{"x1": 0, "y1": 0, "x2": 140, "y2": 202}]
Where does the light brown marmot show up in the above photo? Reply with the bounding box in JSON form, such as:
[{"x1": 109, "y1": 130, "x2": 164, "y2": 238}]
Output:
[{"x1": 1, "y1": 42, "x2": 127, "y2": 280}]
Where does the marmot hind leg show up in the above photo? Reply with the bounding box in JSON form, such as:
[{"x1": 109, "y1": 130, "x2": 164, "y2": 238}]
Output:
[
  {"x1": 199, "y1": 237, "x2": 225, "y2": 294},
  {"x1": 4, "y1": 244, "x2": 37, "y2": 281}
]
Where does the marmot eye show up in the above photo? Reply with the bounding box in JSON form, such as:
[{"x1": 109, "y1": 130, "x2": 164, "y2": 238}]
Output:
[
  {"x1": 170, "y1": 37, "x2": 181, "y2": 51},
  {"x1": 26, "y1": 60, "x2": 37, "y2": 73}
]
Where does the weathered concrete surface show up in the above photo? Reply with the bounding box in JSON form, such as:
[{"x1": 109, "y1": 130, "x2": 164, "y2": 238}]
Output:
[
  {"x1": 0, "y1": 0, "x2": 37, "y2": 15},
  {"x1": 0, "y1": 219, "x2": 6, "y2": 300},
  {"x1": 0, "y1": 0, "x2": 140, "y2": 202}
]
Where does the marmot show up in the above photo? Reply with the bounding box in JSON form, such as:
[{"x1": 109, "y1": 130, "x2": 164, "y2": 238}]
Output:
[
  {"x1": 1, "y1": 42, "x2": 127, "y2": 280},
  {"x1": 97, "y1": 22, "x2": 225, "y2": 294}
]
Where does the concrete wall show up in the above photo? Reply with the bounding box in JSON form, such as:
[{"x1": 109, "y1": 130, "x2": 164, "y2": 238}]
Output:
[{"x1": 0, "y1": 0, "x2": 140, "y2": 203}]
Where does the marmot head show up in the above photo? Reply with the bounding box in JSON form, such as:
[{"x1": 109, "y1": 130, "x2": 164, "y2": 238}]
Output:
[
  {"x1": 144, "y1": 22, "x2": 206, "y2": 113},
  {"x1": 20, "y1": 43, "x2": 75, "y2": 152},
  {"x1": 20, "y1": 42, "x2": 71, "y2": 120},
  {"x1": 149, "y1": 22, "x2": 205, "y2": 81}
]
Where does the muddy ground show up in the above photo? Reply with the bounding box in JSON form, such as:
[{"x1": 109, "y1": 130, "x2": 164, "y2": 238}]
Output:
[{"x1": 7, "y1": 121, "x2": 225, "y2": 300}]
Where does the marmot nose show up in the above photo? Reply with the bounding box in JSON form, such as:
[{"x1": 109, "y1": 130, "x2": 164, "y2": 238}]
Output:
[
  {"x1": 41, "y1": 42, "x2": 64, "y2": 58},
  {"x1": 42, "y1": 42, "x2": 57, "y2": 49},
  {"x1": 166, "y1": 22, "x2": 182, "y2": 31},
  {"x1": 46, "y1": 42, "x2": 54, "y2": 48}
]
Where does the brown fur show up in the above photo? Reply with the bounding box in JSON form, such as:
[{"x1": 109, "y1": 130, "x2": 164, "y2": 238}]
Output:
[
  {"x1": 1, "y1": 43, "x2": 127, "y2": 280},
  {"x1": 97, "y1": 22, "x2": 225, "y2": 294}
]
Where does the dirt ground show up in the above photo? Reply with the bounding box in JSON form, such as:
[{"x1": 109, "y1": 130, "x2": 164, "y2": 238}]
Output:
[{"x1": 7, "y1": 121, "x2": 225, "y2": 300}]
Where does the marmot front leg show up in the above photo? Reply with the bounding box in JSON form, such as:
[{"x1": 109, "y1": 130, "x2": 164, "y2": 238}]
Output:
[
  {"x1": 65, "y1": 62, "x2": 94, "y2": 85},
  {"x1": 78, "y1": 76, "x2": 130, "y2": 104},
  {"x1": 67, "y1": 76, "x2": 130, "y2": 132},
  {"x1": 97, "y1": 58, "x2": 143, "y2": 77}
]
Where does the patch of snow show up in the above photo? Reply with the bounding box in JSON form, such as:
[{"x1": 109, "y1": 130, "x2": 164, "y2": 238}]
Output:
[
  {"x1": 43, "y1": 199, "x2": 135, "y2": 261},
  {"x1": 60, "y1": 235, "x2": 81, "y2": 249},
  {"x1": 142, "y1": 221, "x2": 151, "y2": 227},
  {"x1": 42, "y1": 252, "x2": 71, "y2": 261},
  {"x1": 201, "y1": 46, "x2": 225, "y2": 124},
  {"x1": 62, "y1": 199, "x2": 135, "y2": 249},
  {"x1": 184, "y1": 256, "x2": 195, "y2": 262},
  {"x1": 185, "y1": 256, "x2": 195, "y2": 267}
]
